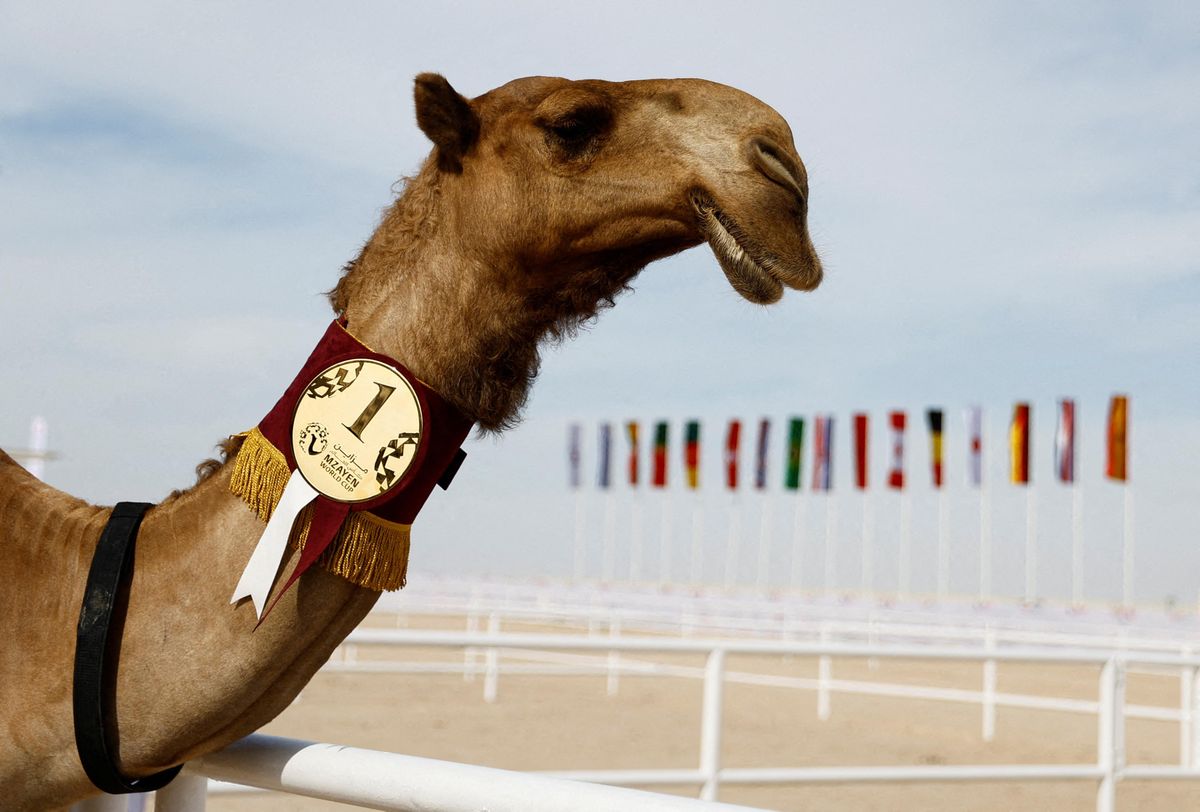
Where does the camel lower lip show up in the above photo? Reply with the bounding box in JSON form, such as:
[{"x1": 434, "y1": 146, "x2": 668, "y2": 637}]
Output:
[{"x1": 697, "y1": 204, "x2": 784, "y2": 304}]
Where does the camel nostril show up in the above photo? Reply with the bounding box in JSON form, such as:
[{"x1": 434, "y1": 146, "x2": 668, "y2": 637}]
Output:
[{"x1": 750, "y1": 136, "x2": 806, "y2": 207}]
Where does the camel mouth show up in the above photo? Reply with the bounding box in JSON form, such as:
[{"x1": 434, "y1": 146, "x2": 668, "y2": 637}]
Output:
[{"x1": 694, "y1": 200, "x2": 786, "y2": 305}]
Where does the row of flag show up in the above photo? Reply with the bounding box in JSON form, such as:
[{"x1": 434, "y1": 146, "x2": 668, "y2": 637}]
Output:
[{"x1": 570, "y1": 396, "x2": 1130, "y2": 491}]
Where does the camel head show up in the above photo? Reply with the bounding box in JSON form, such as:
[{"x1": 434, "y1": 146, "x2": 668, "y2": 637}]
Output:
[
  {"x1": 413, "y1": 73, "x2": 822, "y2": 306},
  {"x1": 336, "y1": 74, "x2": 824, "y2": 430}
]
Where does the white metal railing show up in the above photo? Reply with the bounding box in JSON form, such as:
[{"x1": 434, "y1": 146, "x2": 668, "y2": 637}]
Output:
[{"x1": 150, "y1": 631, "x2": 1200, "y2": 812}]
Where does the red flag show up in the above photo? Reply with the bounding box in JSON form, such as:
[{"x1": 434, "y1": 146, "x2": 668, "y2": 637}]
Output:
[
  {"x1": 853, "y1": 413, "x2": 869, "y2": 490},
  {"x1": 887, "y1": 411, "x2": 905, "y2": 490},
  {"x1": 1106, "y1": 395, "x2": 1128, "y2": 481},
  {"x1": 725, "y1": 419, "x2": 741, "y2": 490}
]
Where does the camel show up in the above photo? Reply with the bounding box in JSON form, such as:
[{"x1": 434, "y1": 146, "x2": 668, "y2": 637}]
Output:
[{"x1": 0, "y1": 73, "x2": 822, "y2": 808}]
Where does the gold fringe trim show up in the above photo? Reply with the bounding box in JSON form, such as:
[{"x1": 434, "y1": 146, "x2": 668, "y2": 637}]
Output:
[{"x1": 228, "y1": 427, "x2": 410, "y2": 591}]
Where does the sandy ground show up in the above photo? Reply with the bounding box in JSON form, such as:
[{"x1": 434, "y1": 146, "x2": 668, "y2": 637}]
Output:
[{"x1": 190, "y1": 613, "x2": 1200, "y2": 811}]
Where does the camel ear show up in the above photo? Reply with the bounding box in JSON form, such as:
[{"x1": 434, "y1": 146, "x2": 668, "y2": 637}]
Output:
[{"x1": 414, "y1": 73, "x2": 479, "y2": 174}]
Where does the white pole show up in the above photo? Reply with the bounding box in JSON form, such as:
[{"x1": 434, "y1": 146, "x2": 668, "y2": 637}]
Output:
[
  {"x1": 982, "y1": 627, "x2": 997, "y2": 742},
  {"x1": 936, "y1": 489, "x2": 949, "y2": 601},
  {"x1": 1122, "y1": 486, "x2": 1135, "y2": 608},
  {"x1": 659, "y1": 496, "x2": 673, "y2": 585},
  {"x1": 817, "y1": 623, "x2": 832, "y2": 721},
  {"x1": 483, "y1": 612, "x2": 500, "y2": 704},
  {"x1": 899, "y1": 492, "x2": 912, "y2": 598},
  {"x1": 601, "y1": 492, "x2": 616, "y2": 582},
  {"x1": 27, "y1": 416, "x2": 49, "y2": 481},
  {"x1": 1071, "y1": 484, "x2": 1085, "y2": 605},
  {"x1": 823, "y1": 495, "x2": 838, "y2": 595},
  {"x1": 572, "y1": 490, "x2": 587, "y2": 581},
  {"x1": 724, "y1": 495, "x2": 741, "y2": 589},
  {"x1": 698, "y1": 649, "x2": 726, "y2": 801},
  {"x1": 859, "y1": 494, "x2": 873, "y2": 598},
  {"x1": 789, "y1": 496, "x2": 807, "y2": 590},
  {"x1": 1180, "y1": 652, "x2": 1194, "y2": 768},
  {"x1": 755, "y1": 494, "x2": 773, "y2": 590},
  {"x1": 979, "y1": 480, "x2": 992, "y2": 603},
  {"x1": 689, "y1": 497, "x2": 704, "y2": 584},
  {"x1": 1024, "y1": 487, "x2": 1037, "y2": 604},
  {"x1": 154, "y1": 772, "x2": 208, "y2": 812},
  {"x1": 629, "y1": 494, "x2": 643, "y2": 583}
]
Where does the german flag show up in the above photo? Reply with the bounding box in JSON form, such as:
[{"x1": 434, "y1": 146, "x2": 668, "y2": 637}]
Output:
[
  {"x1": 625, "y1": 421, "x2": 640, "y2": 487},
  {"x1": 927, "y1": 408, "x2": 944, "y2": 488},
  {"x1": 784, "y1": 418, "x2": 804, "y2": 491},
  {"x1": 1106, "y1": 395, "x2": 1128, "y2": 481},
  {"x1": 652, "y1": 421, "x2": 668, "y2": 488},
  {"x1": 684, "y1": 420, "x2": 701, "y2": 489},
  {"x1": 1010, "y1": 403, "x2": 1030, "y2": 485}
]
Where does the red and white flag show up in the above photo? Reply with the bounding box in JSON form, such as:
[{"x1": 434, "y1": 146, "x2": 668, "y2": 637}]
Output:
[
  {"x1": 887, "y1": 410, "x2": 905, "y2": 490},
  {"x1": 853, "y1": 413, "x2": 869, "y2": 490},
  {"x1": 1054, "y1": 398, "x2": 1076, "y2": 484},
  {"x1": 725, "y1": 419, "x2": 741, "y2": 490}
]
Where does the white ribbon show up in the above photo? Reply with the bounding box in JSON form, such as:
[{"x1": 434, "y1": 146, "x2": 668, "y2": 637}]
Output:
[{"x1": 230, "y1": 470, "x2": 318, "y2": 619}]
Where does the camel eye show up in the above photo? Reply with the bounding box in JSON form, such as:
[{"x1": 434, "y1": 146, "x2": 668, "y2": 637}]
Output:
[{"x1": 542, "y1": 105, "x2": 612, "y2": 156}]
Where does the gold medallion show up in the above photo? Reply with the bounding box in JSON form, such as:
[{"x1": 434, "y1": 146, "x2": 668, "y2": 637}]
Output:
[{"x1": 291, "y1": 359, "x2": 424, "y2": 503}]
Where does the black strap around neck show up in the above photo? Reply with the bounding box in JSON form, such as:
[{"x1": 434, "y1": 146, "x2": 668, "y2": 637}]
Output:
[{"x1": 74, "y1": 501, "x2": 182, "y2": 794}]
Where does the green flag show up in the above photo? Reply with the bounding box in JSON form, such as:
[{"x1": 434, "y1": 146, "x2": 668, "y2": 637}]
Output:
[{"x1": 784, "y1": 417, "x2": 805, "y2": 490}]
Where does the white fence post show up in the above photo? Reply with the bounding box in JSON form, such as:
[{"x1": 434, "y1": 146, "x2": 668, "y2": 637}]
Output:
[
  {"x1": 982, "y1": 627, "x2": 997, "y2": 742},
  {"x1": 483, "y1": 612, "x2": 500, "y2": 704},
  {"x1": 72, "y1": 796, "x2": 131, "y2": 812},
  {"x1": 699, "y1": 648, "x2": 726, "y2": 801},
  {"x1": 817, "y1": 623, "x2": 832, "y2": 721},
  {"x1": 154, "y1": 773, "x2": 208, "y2": 812},
  {"x1": 607, "y1": 616, "x2": 622, "y2": 697},
  {"x1": 1096, "y1": 657, "x2": 1125, "y2": 812},
  {"x1": 1181, "y1": 650, "x2": 1194, "y2": 768},
  {"x1": 463, "y1": 609, "x2": 479, "y2": 682}
]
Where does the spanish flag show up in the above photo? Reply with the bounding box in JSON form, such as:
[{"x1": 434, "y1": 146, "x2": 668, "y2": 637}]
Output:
[
  {"x1": 784, "y1": 417, "x2": 804, "y2": 491},
  {"x1": 1106, "y1": 395, "x2": 1128, "y2": 482},
  {"x1": 926, "y1": 408, "x2": 944, "y2": 488},
  {"x1": 684, "y1": 420, "x2": 701, "y2": 489},
  {"x1": 1010, "y1": 403, "x2": 1030, "y2": 485},
  {"x1": 652, "y1": 421, "x2": 669, "y2": 488}
]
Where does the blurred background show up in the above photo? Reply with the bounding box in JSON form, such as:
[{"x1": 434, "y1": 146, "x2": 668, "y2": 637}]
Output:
[{"x1": 2, "y1": 0, "x2": 1197, "y2": 607}]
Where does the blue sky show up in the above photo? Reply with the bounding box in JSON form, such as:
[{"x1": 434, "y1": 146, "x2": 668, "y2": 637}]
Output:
[{"x1": 2, "y1": 1, "x2": 1197, "y2": 605}]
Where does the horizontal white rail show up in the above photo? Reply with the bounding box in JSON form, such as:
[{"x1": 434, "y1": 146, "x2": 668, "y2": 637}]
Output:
[{"x1": 176, "y1": 734, "x2": 765, "y2": 812}]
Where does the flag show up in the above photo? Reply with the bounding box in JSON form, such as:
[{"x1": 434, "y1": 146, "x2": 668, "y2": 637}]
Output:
[
  {"x1": 568, "y1": 423, "x2": 582, "y2": 489},
  {"x1": 598, "y1": 422, "x2": 612, "y2": 488},
  {"x1": 926, "y1": 408, "x2": 944, "y2": 488},
  {"x1": 964, "y1": 406, "x2": 982, "y2": 487},
  {"x1": 853, "y1": 412, "x2": 869, "y2": 490},
  {"x1": 784, "y1": 417, "x2": 805, "y2": 490},
  {"x1": 625, "y1": 421, "x2": 640, "y2": 486},
  {"x1": 1054, "y1": 399, "x2": 1076, "y2": 484},
  {"x1": 1106, "y1": 395, "x2": 1128, "y2": 482},
  {"x1": 684, "y1": 420, "x2": 701, "y2": 489},
  {"x1": 725, "y1": 419, "x2": 741, "y2": 490},
  {"x1": 754, "y1": 418, "x2": 770, "y2": 490},
  {"x1": 887, "y1": 410, "x2": 905, "y2": 490},
  {"x1": 812, "y1": 415, "x2": 833, "y2": 491},
  {"x1": 1010, "y1": 403, "x2": 1030, "y2": 485},
  {"x1": 652, "y1": 421, "x2": 669, "y2": 488}
]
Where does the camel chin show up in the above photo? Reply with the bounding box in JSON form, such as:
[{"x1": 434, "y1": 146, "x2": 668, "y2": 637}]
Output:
[{"x1": 697, "y1": 204, "x2": 786, "y2": 305}]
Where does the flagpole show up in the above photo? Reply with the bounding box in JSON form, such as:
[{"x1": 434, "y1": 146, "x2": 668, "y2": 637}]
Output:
[
  {"x1": 630, "y1": 492, "x2": 644, "y2": 582},
  {"x1": 690, "y1": 495, "x2": 704, "y2": 584},
  {"x1": 658, "y1": 496, "x2": 673, "y2": 586},
  {"x1": 790, "y1": 495, "x2": 807, "y2": 590},
  {"x1": 899, "y1": 492, "x2": 912, "y2": 598},
  {"x1": 572, "y1": 489, "x2": 587, "y2": 581},
  {"x1": 860, "y1": 493, "x2": 873, "y2": 598},
  {"x1": 756, "y1": 493, "x2": 774, "y2": 590},
  {"x1": 824, "y1": 494, "x2": 838, "y2": 595},
  {"x1": 1024, "y1": 487, "x2": 1037, "y2": 603},
  {"x1": 979, "y1": 480, "x2": 991, "y2": 603},
  {"x1": 724, "y1": 494, "x2": 741, "y2": 588},
  {"x1": 1122, "y1": 485, "x2": 1134, "y2": 608},
  {"x1": 1071, "y1": 484, "x2": 1084, "y2": 605},
  {"x1": 602, "y1": 491, "x2": 616, "y2": 582},
  {"x1": 936, "y1": 489, "x2": 949, "y2": 601}
]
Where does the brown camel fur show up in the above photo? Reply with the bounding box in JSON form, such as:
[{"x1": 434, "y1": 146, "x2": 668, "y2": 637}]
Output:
[{"x1": 0, "y1": 73, "x2": 821, "y2": 809}]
